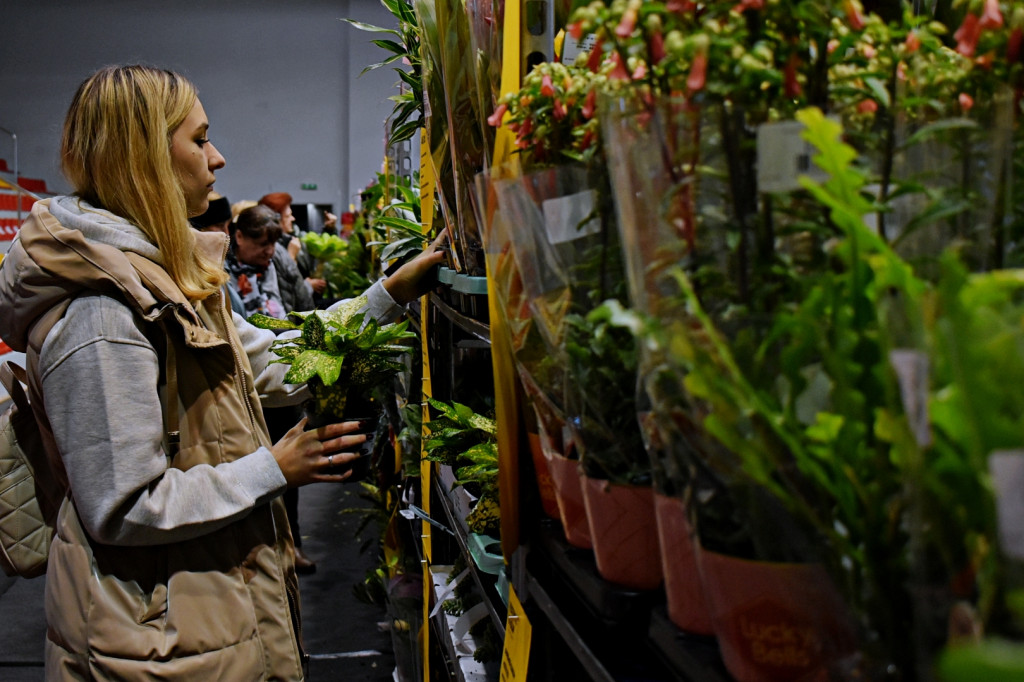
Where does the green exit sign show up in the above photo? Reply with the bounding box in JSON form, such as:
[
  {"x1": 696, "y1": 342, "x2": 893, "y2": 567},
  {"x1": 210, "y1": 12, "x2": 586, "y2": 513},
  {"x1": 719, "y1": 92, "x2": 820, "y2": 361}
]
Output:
[{"x1": 300, "y1": 183, "x2": 317, "y2": 190}]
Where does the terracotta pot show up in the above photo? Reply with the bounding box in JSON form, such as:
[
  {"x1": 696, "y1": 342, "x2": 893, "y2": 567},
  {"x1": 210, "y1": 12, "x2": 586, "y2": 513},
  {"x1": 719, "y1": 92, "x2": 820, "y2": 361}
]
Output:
[
  {"x1": 581, "y1": 475, "x2": 662, "y2": 590},
  {"x1": 527, "y1": 431, "x2": 561, "y2": 520},
  {"x1": 654, "y1": 492, "x2": 714, "y2": 635},
  {"x1": 544, "y1": 450, "x2": 592, "y2": 549},
  {"x1": 698, "y1": 550, "x2": 856, "y2": 682}
]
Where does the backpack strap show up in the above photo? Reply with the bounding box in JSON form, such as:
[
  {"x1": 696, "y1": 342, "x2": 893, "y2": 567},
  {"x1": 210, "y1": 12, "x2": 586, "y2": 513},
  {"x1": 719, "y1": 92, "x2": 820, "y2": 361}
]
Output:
[
  {"x1": 20, "y1": 299, "x2": 75, "y2": 497},
  {"x1": 0, "y1": 362, "x2": 29, "y2": 413}
]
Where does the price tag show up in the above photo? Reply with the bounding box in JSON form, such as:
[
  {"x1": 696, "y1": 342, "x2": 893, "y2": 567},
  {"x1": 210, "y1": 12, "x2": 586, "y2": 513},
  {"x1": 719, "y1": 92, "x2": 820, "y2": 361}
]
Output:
[
  {"x1": 499, "y1": 585, "x2": 532, "y2": 682},
  {"x1": 561, "y1": 32, "x2": 597, "y2": 65}
]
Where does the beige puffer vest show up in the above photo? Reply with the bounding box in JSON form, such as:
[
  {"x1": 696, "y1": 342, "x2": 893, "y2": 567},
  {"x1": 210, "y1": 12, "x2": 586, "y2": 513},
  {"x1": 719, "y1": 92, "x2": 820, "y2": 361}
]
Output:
[{"x1": 25, "y1": 229, "x2": 305, "y2": 680}]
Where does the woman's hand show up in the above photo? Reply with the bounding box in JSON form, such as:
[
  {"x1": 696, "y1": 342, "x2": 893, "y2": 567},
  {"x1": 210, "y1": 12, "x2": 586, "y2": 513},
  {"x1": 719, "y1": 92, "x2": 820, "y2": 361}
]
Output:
[
  {"x1": 287, "y1": 237, "x2": 302, "y2": 261},
  {"x1": 271, "y1": 417, "x2": 367, "y2": 485},
  {"x1": 382, "y1": 228, "x2": 450, "y2": 305}
]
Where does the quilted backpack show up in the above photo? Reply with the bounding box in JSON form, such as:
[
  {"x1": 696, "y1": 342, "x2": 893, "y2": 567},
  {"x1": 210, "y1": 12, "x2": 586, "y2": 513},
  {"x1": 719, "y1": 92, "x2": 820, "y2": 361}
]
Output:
[
  {"x1": 0, "y1": 303, "x2": 71, "y2": 579},
  {"x1": 0, "y1": 360, "x2": 65, "y2": 578}
]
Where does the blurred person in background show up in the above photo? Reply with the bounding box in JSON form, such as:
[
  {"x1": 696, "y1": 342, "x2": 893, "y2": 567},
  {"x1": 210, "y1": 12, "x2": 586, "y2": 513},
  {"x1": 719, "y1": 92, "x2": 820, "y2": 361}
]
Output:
[{"x1": 260, "y1": 191, "x2": 327, "y2": 301}]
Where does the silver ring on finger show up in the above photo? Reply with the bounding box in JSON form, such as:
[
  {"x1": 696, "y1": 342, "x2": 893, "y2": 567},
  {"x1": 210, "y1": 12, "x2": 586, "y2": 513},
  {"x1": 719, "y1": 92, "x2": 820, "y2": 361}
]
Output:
[{"x1": 327, "y1": 454, "x2": 334, "y2": 465}]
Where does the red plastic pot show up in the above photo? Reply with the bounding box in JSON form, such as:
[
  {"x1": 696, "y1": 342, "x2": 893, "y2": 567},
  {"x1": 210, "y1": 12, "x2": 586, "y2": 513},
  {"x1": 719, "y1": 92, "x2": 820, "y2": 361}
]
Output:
[
  {"x1": 698, "y1": 550, "x2": 856, "y2": 682},
  {"x1": 581, "y1": 475, "x2": 662, "y2": 590},
  {"x1": 654, "y1": 492, "x2": 714, "y2": 635}
]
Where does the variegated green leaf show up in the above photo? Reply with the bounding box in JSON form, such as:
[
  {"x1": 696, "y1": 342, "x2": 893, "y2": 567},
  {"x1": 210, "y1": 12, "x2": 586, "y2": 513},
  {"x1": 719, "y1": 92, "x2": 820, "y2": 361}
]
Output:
[
  {"x1": 284, "y1": 349, "x2": 346, "y2": 385},
  {"x1": 302, "y1": 314, "x2": 327, "y2": 350},
  {"x1": 248, "y1": 313, "x2": 300, "y2": 331}
]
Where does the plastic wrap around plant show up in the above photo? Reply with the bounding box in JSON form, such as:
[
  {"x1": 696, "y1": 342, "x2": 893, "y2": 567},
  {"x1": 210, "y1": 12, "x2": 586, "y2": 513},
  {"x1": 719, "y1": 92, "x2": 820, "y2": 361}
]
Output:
[
  {"x1": 415, "y1": 0, "x2": 490, "y2": 277},
  {"x1": 489, "y1": 162, "x2": 646, "y2": 485}
]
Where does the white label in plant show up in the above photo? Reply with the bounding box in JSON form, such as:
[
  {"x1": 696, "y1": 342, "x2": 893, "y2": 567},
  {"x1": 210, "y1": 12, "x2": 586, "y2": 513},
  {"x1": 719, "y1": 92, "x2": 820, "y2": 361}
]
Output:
[
  {"x1": 542, "y1": 190, "x2": 600, "y2": 244},
  {"x1": 989, "y1": 450, "x2": 1024, "y2": 561},
  {"x1": 757, "y1": 119, "x2": 834, "y2": 194}
]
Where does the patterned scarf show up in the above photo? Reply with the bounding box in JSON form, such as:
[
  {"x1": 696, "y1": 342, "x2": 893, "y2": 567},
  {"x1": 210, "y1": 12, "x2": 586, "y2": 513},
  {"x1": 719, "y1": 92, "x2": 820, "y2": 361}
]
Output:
[{"x1": 225, "y1": 250, "x2": 285, "y2": 319}]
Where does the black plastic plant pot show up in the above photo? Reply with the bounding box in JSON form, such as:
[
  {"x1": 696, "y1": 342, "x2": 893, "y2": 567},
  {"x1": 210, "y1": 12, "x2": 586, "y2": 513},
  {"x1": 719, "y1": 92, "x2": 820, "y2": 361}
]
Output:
[{"x1": 304, "y1": 400, "x2": 383, "y2": 484}]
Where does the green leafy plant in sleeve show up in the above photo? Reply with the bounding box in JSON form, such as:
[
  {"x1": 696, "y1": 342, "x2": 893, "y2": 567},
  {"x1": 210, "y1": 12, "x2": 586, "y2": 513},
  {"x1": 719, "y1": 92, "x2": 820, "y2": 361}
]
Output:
[
  {"x1": 249, "y1": 295, "x2": 417, "y2": 421},
  {"x1": 628, "y1": 107, "x2": 931, "y2": 675},
  {"x1": 422, "y1": 398, "x2": 499, "y2": 536}
]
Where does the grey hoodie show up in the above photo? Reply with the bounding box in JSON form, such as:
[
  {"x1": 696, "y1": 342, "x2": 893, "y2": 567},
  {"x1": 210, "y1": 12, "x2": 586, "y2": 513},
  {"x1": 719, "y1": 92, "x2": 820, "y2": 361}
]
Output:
[{"x1": 0, "y1": 196, "x2": 402, "y2": 546}]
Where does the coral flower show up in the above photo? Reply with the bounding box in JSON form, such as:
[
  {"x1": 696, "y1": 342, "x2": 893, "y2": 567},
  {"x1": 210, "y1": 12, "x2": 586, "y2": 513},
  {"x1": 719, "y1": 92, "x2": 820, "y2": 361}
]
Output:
[
  {"x1": 980, "y1": 0, "x2": 1003, "y2": 29},
  {"x1": 955, "y1": 13, "x2": 982, "y2": 57},
  {"x1": 632, "y1": 62, "x2": 647, "y2": 80},
  {"x1": 568, "y1": 20, "x2": 584, "y2": 40},
  {"x1": 904, "y1": 30, "x2": 920, "y2": 53},
  {"x1": 858, "y1": 99, "x2": 878, "y2": 113},
  {"x1": 540, "y1": 73, "x2": 556, "y2": 97},
  {"x1": 959, "y1": 92, "x2": 974, "y2": 111},
  {"x1": 487, "y1": 103, "x2": 508, "y2": 127}
]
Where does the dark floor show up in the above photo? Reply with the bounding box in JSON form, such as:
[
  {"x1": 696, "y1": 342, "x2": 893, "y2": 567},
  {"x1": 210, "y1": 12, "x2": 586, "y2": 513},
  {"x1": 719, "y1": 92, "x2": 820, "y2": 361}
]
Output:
[{"x1": 0, "y1": 480, "x2": 396, "y2": 682}]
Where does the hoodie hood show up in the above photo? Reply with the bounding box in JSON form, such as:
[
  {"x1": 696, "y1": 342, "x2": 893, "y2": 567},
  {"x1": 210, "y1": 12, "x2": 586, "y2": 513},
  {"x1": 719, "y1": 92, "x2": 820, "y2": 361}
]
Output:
[{"x1": 0, "y1": 197, "x2": 227, "y2": 352}]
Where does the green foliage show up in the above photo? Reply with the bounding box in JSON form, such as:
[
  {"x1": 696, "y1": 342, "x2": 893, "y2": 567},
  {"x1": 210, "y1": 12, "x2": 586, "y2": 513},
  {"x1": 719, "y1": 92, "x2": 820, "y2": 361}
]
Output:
[
  {"x1": 344, "y1": 0, "x2": 423, "y2": 146},
  {"x1": 423, "y1": 398, "x2": 499, "y2": 506},
  {"x1": 249, "y1": 296, "x2": 417, "y2": 419},
  {"x1": 564, "y1": 300, "x2": 647, "y2": 484}
]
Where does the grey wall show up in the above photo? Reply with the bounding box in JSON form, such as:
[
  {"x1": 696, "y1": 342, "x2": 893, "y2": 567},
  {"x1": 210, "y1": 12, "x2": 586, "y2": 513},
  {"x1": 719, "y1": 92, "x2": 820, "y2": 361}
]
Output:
[{"x1": 0, "y1": 0, "x2": 399, "y2": 212}]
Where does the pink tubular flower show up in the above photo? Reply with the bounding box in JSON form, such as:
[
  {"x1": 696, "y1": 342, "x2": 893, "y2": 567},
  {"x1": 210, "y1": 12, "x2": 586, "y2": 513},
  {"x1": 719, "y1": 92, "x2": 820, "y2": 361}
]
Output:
[
  {"x1": 487, "y1": 103, "x2": 508, "y2": 127},
  {"x1": 581, "y1": 89, "x2": 597, "y2": 119},
  {"x1": 616, "y1": 7, "x2": 638, "y2": 38},
  {"x1": 959, "y1": 92, "x2": 975, "y2": 111},
  {"x1": 687, "y1": 49, "x2": 708, "y2": 94},
  {"x1": 732, "y1": 0, "x2": 764, "y2": 13},
  {"x1": 784, "y1": 52, "x2": 802, "y2": 98},
  {"x1": 844, "y1": 0, "x2": 866, "y2": 30},
  {"x1": 1009, "y1": 27, "x2": 1024, "y2": 63},
  {"x1": 904, "y1": 30, "x2": 920, "y2": 53},
  {"x1": 632, "y1": 61, "x2": 648, "y2": 80},
  {"x1": 553, "y1": 98, "x2": 567, "y2": 120},
  {"x1": 955, "y1": 13, "x2": 982, "y2": 57},
  {"x1": 587, "y1": 37, "x2": 605, "y2": 72},
  {"x1": 980, "y1": 0, "x2": 1003, "y2": 30},
  {"x1": 541, "y1": 73, "x2": 556, "y2": 97},
  {"x1": 650, "y1": 31, "x2": 667, "y2": 64},
  {"x1": 667, "y1": 0, "x2": 696, "y2": 13},
  {"x1": 610, "y1": 52, "x2": 630, "y2": 80}
]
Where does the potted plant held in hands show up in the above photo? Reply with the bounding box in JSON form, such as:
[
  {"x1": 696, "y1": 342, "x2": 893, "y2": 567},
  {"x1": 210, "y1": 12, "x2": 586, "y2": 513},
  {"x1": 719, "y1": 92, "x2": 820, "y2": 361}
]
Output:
[{"x1": 250, "y1": 295, "x2": 417, "y2": 482}]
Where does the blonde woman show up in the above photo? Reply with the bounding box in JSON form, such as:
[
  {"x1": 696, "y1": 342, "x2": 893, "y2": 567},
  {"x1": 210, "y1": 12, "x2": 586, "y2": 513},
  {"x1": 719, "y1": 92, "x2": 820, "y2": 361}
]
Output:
[{"x1": 0, "y1": 64, "x2": 445, "y2": 680}]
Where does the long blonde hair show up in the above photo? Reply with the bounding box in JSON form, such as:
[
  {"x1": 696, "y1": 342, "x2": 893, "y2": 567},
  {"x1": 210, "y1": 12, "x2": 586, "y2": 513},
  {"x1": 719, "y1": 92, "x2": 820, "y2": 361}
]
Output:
[{"x1": 61, "y1": 65, "x2": 227, "y2": 300}]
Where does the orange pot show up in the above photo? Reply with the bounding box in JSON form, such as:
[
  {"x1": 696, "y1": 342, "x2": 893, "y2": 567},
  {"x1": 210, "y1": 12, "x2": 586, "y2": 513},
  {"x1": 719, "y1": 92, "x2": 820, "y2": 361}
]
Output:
[
  {"x1": 698, "y1": 550, "x2": 856, "y2": 682},
  {"x1": 527, "y1": 431, "x2": 561, "y2": 520},
  {"x1": 544, "y1": 450, "x2": 592, "y2": 549},
  {"x1": 654, "y1": 492, "x2": 714, "y2": 635},
  {"x1": 581, "y1": 476, "x2": 662, "y2": 590}
]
